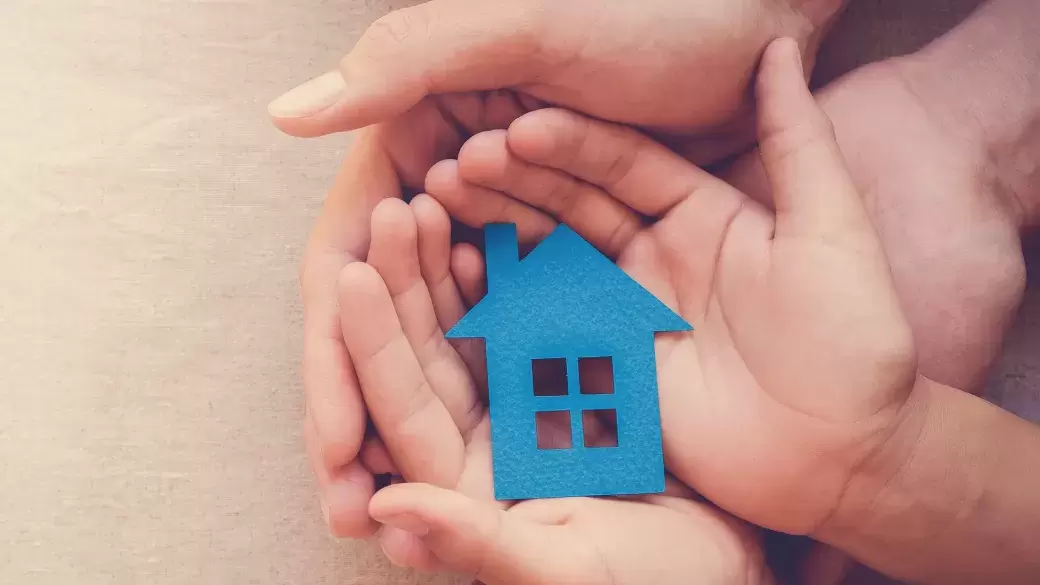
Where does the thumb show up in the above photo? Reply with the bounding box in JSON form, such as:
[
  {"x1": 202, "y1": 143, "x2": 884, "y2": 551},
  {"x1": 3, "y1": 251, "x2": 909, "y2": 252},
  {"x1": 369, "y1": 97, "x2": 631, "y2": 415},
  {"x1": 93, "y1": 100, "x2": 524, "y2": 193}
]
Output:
[
  {"x1": 269, "y1": 0, "x2": 548, "y2": 137},
  {"x1": 370, "y1": 484, "x2": 595, "y2": 585},
  {"x1": 755, "y1": 38, "x2": 869, "y2": 241}
]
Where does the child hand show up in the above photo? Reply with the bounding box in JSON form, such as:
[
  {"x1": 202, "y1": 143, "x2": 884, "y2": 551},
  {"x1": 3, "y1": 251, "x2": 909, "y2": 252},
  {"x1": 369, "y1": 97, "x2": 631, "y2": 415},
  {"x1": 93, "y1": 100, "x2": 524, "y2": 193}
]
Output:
[
  {"x1": 423, "y1": 38, "x2": 917, "y2": 535},
  {"x1": 338, "y1": 196, "x2": 773, "y2": 584}
]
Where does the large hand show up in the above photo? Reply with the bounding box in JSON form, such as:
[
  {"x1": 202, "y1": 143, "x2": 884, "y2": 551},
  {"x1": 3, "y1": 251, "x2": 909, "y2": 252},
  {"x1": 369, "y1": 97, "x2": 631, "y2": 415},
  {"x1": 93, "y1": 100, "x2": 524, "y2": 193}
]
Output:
[
  {"x1": 425, "y1": 39, "x2": 916, "y2": 534},
  {"x1": 299, "y1": 93, "x2": 535, "y2": 537},
  {"x1": 269, "y1": 0, "x2": 846, "y2": 161},
  {"x1": 339, "y1": 194, "x2": 773, "y2": 585},
  {"x1": 280, "y1": 0, "x2": 847, "y2": 537},
  {"x1": 725, "y1": 56, "x2": 1027, "y2": 392}
]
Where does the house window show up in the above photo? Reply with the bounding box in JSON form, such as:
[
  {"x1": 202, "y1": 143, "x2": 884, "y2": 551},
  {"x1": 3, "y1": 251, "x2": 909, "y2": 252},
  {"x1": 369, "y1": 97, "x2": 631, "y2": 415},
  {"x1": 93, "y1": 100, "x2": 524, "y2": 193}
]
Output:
[
  {"x1": 535, "y1": 411, "x2": 572, "y2": 449},
  {"x1": 583, "y1": 409, "x2": 618, "y2": 447},
  {"x1": 533, "y1": 356, "x2": 618, "y2": 450},
  {"x1": 531, "y1": 358, "x2": 568, "y2": 396}
]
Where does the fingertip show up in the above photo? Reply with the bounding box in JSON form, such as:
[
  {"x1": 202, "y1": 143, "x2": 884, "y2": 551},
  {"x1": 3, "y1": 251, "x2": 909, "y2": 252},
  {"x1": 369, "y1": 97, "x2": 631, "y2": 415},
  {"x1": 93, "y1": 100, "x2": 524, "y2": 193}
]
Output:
[
  {"x1": 379, "y1": 526, "x2": 443, "y2": 571},
  {"x1": 325, "y1": 462, "x2": 379, "y2": 538},
  {"x1": 506, "y1": 108, "x2": 571, "y2": 162},
  {"x1": 756, "y1": 37, "x2": 825, "y2": 140},
  {"x1": 410, "y1": 193, "x2": 450, "y2": 233},
  {"x1": 424, "y1": 159, "x2": 462, "y2": 196},
  {"x1": 337, "y1": 261, "x2": 386, "y2": 307},
  {"x1": 371, "y1": 197, "x2": 418, "y2": 241},
  {"x1": 451, "y1": 243, "x2": 486, "y2": 305},
  {"x1": 458, "y1": 129, "x2": 510, "y2": 183}
]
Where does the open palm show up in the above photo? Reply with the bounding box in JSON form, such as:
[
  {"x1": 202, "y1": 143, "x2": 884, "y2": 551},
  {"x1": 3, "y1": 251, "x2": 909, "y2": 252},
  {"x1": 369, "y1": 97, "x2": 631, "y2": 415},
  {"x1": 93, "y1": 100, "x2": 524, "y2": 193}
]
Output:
[
  {"x1": 297, "y1": 91, "x2": 545, "y2": 536},
  {"x1": 425, "y1": 40, "x2": 918, "y2": 535},
  {"x1": 338, "y1": 195, "x2": 770, "y2": 584}
]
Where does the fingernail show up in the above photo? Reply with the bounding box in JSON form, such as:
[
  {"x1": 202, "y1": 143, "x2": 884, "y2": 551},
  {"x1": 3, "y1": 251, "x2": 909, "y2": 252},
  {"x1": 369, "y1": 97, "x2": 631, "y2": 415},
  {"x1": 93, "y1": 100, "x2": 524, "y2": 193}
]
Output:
[
  {"x1": 268, "y1": 71, "x2": 346, "y2": 118},
  {"x1": 380, "y1": 513, "x2": 429, "y2": 537}
]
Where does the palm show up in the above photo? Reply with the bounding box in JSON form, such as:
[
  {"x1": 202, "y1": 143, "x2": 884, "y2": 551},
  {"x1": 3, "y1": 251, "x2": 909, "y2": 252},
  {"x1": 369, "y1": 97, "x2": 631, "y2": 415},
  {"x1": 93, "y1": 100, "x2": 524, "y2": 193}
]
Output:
[
  {"x1": 423, "y1": 43, "x2": 920, "y2": 535},
  {"x1": 617, "y1": 191, "x2": 915, "y2": 533},
  {"x1": 340, "y1": 197, "x2": 770, "y2": 584}
]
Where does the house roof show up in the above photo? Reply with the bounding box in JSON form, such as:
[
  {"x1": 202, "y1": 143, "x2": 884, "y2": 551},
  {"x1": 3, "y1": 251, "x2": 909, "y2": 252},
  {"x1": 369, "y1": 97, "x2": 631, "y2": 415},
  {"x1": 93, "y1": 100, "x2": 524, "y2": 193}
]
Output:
[{"x1": 446, "y1": 223, "x2": 691, "y2": 341}]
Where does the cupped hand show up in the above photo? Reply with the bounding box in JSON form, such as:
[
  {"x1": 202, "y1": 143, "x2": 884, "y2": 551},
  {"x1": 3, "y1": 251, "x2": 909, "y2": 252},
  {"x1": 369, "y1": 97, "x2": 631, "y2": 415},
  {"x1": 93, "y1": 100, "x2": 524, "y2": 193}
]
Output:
[
  {"x1": 300, "y1": 92, "x2": 538, "y2": 537},
  {"x1": 338, "y1": 194, "x2": 773, "y2": 585},
  {"x1": 280, "y1": 0, "x2": 847, "y2": 537},
  {"x1": 725, "y1": 55, "x2": 1027, "y2": 392},
  {"x1": 269, "y1": 0, "x2": 846, "y2": 162},
  {"x1": 424, "y1": 39, "x2": 917, "y2": 534}
]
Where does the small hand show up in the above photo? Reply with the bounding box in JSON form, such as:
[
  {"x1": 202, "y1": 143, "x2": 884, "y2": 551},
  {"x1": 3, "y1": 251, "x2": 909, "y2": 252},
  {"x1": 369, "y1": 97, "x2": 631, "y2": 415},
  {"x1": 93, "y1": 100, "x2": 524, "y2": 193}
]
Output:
[
  {"x1": 425, "y1": 38, "x2": 917, "y2": 534},
  {"x1": 725, "y1": 56, "x2": 1027, "y2": 391},
  {"x1": 339, "y1": 195, "x2": 773, "y2": 585},
  {"x1": 299, "y1": 93, "x2": 536, "y2": 537}
]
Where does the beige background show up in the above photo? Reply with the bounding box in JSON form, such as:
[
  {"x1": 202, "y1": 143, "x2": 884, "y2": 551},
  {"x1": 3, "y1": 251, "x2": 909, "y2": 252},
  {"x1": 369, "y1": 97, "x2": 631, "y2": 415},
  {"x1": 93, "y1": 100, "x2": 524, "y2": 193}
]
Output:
[{"x1": 0, "y1": 1, "x2": 1035, "y2": 584}]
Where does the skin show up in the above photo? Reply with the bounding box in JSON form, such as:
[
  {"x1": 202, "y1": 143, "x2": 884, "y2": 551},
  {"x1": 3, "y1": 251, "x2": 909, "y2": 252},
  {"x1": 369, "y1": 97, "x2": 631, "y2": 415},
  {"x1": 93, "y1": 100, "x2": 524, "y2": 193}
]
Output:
[
  {"x1": 428, "y1": 39, "x2": 916, "y2": 537},
  {"x1": 424, "y1": 16, "x2": 1040, "y2": 579},
  {"x1": 275, "y1": 0, "x2": 848, "y2": 538},
  {"x1": 340, "y1": 194, "x2": 771, "y2": 584},
  {"x1": 344, "y1": 39, "x2": 918, "y2": 582}
]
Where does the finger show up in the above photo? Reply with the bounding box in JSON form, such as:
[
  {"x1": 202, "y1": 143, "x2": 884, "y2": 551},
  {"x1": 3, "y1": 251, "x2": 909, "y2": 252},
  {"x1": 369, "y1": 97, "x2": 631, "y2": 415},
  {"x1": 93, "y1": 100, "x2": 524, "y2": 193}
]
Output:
[
  {"x1": 300, "y1": 129, "x2": 400, "y2": 477},
  {"x1": 338, "y1": 262, "x2": 465, "y2": 488},
  {"x1": 506, "y1": 108, "x2": 726, "y2": 217},
  {"x1": 648, "y1": 184, "x2": 749, "y2": 323},
  {"x1": 755, "y1": 38, "x2": 869, "y2": 240},
  {"x1": 367, "y1": 199, "x2": 482, "y2": 436},
  {"x1": 410, "y1": 194, "x2": 468, "y2": 330},
  {"x1": 451, "y1": 243, "x2": 486, "y2": 307},
  {"x1": 360, "y1": 436, "x2": 400, "y2": 476},
  {"x1": 444, "y1": 242, "x2": 489, "y2": 394},
  {"x1": 425, "y1": 159, "x2": 557, "y2": 246},
  {"x1": 370, "y1": 483, "x2": 593, "y2": 584},
  {"x1": 268, "y1": 0, "x2": 549, "y2": 136},
  {"x1": 309, "y1": 415, "x2": 378, "y2": 538},
  {"x1": 380, "y1": 526, "x2": 445, "y2": 572},
  {"x1": 324, "y1": 460, "x2": 379, "y2": 538},
  {"x1": 457, "y1": 130, "x2": 642, "y2": 259}
]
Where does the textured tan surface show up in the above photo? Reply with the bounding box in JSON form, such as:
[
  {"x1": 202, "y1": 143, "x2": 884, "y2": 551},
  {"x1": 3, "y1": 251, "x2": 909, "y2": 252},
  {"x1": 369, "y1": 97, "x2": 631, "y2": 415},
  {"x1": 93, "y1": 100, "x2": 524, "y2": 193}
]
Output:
[{"x1": 0, "y1": 0, "x2": 1034, "y2": 584}]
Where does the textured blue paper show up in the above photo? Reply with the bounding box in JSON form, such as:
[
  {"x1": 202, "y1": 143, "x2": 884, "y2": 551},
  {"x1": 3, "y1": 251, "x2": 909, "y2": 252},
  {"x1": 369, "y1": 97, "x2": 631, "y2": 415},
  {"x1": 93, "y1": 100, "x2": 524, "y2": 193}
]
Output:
[{"x1": 446, "y1": 223, "x2": 692, "y2": 501}]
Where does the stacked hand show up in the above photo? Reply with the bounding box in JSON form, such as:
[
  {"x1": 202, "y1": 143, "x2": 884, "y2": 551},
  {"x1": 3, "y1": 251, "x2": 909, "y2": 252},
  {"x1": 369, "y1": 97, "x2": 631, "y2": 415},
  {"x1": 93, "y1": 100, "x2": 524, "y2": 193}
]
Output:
[
  {"x1": 275, "y1": 0, "x2": 845, "y2": 539},
  {"x1": 332, "y1": 40, "x2": 919, "y2": 582},
  {"x1": 338, "y1": 193, "x2": 771, "y2": 584}
]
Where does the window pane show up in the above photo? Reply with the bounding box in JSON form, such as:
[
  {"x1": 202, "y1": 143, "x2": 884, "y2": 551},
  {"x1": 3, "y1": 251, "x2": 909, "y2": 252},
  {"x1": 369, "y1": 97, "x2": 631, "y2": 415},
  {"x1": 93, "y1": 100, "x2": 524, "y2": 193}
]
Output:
[
  {"x1": 583, "y1": 409, "x2": 618, "y2": 448},
  {"x1": 578, "y1": 356, "x2": 614, "y2": 395},
  {"x1": 535, "y1": 411, "x2": 572, "y2": 449},
  {"x1": 532, "y1": 358, "x2": 567, "y2": 396}
]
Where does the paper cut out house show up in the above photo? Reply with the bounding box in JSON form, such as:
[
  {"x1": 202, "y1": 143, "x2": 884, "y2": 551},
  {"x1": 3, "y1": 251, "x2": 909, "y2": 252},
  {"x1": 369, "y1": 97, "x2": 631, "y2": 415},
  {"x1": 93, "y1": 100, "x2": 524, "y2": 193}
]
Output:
[{"x1": 446, "y1": 223, "x2": 691, "y2": 500}]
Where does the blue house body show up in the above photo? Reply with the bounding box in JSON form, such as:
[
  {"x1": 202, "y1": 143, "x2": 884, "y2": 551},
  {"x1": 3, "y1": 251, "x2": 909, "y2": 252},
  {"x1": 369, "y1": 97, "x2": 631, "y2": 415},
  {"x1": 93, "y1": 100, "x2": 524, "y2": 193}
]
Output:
[{"x1": 446, "y1": 223, "x2": 691, "y2": 501}]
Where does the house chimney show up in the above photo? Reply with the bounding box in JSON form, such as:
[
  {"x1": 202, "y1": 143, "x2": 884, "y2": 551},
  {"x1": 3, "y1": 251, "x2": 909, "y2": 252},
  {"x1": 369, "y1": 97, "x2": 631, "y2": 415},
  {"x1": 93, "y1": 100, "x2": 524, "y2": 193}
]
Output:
[{"x1": 484, "y1": 223, "x2": 519, "y2": 292}]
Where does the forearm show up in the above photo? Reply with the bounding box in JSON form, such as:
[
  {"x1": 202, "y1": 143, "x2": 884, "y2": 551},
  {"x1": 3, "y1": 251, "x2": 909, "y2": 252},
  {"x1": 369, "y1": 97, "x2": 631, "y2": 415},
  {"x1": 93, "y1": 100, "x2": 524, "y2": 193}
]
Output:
[
  {"x1": 901, "y1": 0, "x2": 1040, "y2": 229},
  {"x1": 818, "y1": 377, "x2": 1040, "y2": 584}
]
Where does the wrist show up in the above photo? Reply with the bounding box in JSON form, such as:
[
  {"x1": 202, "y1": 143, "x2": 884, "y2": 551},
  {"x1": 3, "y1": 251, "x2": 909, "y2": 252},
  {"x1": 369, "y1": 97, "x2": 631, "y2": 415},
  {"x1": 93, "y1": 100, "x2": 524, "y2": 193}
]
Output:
[
  {"x1": 817, "y1": 376, "x2": 1040, "y2": 584},
  {"x1": 895, "y1": 0, "x2": 1040, "y2": 230}
]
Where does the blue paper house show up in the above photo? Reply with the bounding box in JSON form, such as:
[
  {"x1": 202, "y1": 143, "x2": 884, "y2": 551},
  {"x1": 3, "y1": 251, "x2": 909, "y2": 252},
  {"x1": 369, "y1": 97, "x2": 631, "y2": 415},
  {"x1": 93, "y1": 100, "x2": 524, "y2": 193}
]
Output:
[{"x1": 446, "y1": 223, "x2": 691, "y2": 500}]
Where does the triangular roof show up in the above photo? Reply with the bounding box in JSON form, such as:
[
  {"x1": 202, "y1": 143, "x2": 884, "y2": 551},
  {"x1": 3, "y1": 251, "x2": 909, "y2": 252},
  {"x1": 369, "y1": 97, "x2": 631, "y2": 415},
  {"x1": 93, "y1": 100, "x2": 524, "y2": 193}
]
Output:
[{"x1": 446, "y1": 224, "x2": 690, "y2": 340}]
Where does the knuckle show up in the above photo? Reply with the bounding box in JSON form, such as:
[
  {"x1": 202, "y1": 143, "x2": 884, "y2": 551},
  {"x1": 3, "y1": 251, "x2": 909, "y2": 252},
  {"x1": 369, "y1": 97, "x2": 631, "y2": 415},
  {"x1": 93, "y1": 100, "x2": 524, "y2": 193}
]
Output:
[{"x1": 361, "y1": 7, "x2": 430, "y2": 52}]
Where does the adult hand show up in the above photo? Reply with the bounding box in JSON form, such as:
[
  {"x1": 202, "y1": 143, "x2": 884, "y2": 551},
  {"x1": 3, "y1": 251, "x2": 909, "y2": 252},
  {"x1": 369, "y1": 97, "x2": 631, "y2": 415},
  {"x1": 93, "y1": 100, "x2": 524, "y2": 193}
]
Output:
[
  {"x1": 279, "y1": 0, "x2": 848, "y2": 538},
  {"x1": 724, "y1": 55, "x2": 1027, "y2": 392},
  {"x1": 299, "y1": 93, "x2": 535, "y2": 537},
  {"x1": 339, "y1": 195, "x2": 772, "y2": 585},
  {"x1": 427, "y1": 38, "x2": 916, "y2": 535},
  {"x1": 269, "y1": 0, "x2": 847, "y2": 162}
]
